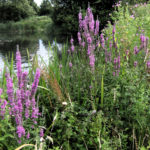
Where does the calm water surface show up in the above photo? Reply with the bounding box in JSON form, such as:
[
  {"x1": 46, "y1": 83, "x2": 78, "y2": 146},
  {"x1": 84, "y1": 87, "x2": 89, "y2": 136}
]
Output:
[{"x1": 0, "y1": 32, "x2": 64, "y2": 73}]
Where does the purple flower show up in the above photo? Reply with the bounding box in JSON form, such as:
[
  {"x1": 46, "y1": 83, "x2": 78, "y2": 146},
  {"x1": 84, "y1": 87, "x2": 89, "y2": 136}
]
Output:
[
  {"x1": 134, "y1": 61, "x2": 138, "y2": 67},
  {"x1": 126, "y1": 50, "x2": 129, "y2": 56},
  {"x1": 6, "y1": 74, "x2": 14, "y2": 104},
  {"x1": 112, "y1": 24, "x2": 116, "y2": 34},
  {"x1": 82, "y1": 41, "x2": 85, "y2": 48},
  {"x1": 0, "y1": 100, "x2": 7, "y2": 118},
  {"x1": 70, "y1": 38, "x2": 74, "y2": 45},
  {"x1": 89, "y1": 20, "x2": 95, "y2": 33},
  {"x1": 89, "y1": 85, "x2": 92, "y2": 89},
  {"x1": 89, "y1": 54, "x2": 95, "y2": 68},
  {"x1": 59, "y1": 64, "x2": 62, "y2": 69},
  {"x1": 95, "y1": 19, "x2": 100, "y2": 35},
  {"x1": 26, "y1": 132, "x2": 30, "y2": 139},
  {"x1": 113, "y1": 72, "x2": 115, "y2": 76},
  {"x1": 130, "y1": 15, "x2": 135, "y2": 19},
  {"x1": 30, "y1": 68, "x2": 40, "y2": 99},
  {"x1": 87, "y1": 36, "x2": 92, "y2": 44},
  {"x1": 40, "y1": 128, "x2": 44, "y2": 137},
  {"x1": 114, "y1": 58, "x2": 117, "y2": 64},
  {"x1": 69, "y1": 62, "x2": 72, "y2": 68},
  {"x1": 71, "y1": 45, "x2": 75, "y2": 52},
  {"x1": 16, "y1": 50, "x2": 22, "y2": 88},
  {"x1": 78, "y1": 11, "x2": 82, "y2": 20},
  {"x1": 147, "y1": 61, "x2": 150, "y2": 69},
  {"x1": 16, "y1": 125, "x2": 25, "y2": 138},
  {"x1": 134, "y1": 46, "x2": 138, "y2": 54}
]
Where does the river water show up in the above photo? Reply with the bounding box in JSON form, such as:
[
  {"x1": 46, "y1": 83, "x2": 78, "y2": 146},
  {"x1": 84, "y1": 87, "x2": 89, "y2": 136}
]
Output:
[{"x1": 0, "y1": 32, "x2": 64, "y2": 73}]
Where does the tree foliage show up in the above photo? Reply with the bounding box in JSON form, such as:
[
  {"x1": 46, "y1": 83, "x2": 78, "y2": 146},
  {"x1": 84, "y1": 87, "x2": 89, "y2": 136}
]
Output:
[
  {"x1": 0, "y1": 0, "x2": 38, "y2": 22},
  {"x1": 39, "y1": 0, "x2": 53, "y2": 16}
]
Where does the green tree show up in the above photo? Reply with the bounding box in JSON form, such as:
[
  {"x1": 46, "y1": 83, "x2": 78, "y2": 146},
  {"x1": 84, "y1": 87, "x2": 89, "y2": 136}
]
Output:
[
  {"x1": 39, "y1": 0, "x2": 53, "y2": 16},
  {"x1": 0, "y1": 0, "x2": 36, "y2": 22},
  {"x1": 28, "y1": 0, "x2": 39, "y2": 14}
]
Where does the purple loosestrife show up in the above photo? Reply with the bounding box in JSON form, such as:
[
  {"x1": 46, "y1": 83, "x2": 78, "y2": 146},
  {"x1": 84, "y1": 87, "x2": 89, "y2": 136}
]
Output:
[
  {"x1": 26, "y1": 132, "x2": 30, "y2": 139},
  {"x1": 16, "y1": 50, "x2": 22, "y2": 89},
  {"x1": 134, "y1": 46, "x2": 138, "y2": 54},
  {"x1": 77, "y1": 32, "x2": 82, "y2": 45},
  {"x1": 147, "y1": 61, "x2": 150, "y2": 69},
  {"x1": 89, "y1": 54, "x2": 95, "y2": 69},
  {"x1": 94, "y1": 18, "x2": 100, "y2": 35},
  {"x1": 16, "y1": 125, "x2": 25, "y2": 139},
  {"x1": 100, "y1": 34, "x2": 105, "y2": 49},
  {"x1": 40, "y1": 128, "x2": 44, "y2": 137},
  {"x1": 30, "y1": 68, "x2": 40, "y2": 99},
  {"x1": 82, "y1": 41, "x2": 85, "y2": 48},
  {"x1": 134, "y1": 61, "x2": 138, "y2": 67},
  {"x1": 0, "y1": 100, "x2": 7, "y2": 119},
  {"x1": 69, "y1": 62, "x2": 72, "y2": 68},
  {"x1": 31, "y1": 98, "x2": 39, "y2": 122},
  {"x1": 6, "y1": 74, "x2": 14, "y2": 104},
  {"x1": 70, "y1": 37, "x2": 75, "y2": 52},
  {"x1": 78, "y1": 10, "x2": 82, "y2": 30},
  {"x1": 21, "y1": 71, "x2": 28, "y2": 103},
  {"x1": 118, "y1": 55, "x2": 121, "y2": 69}
]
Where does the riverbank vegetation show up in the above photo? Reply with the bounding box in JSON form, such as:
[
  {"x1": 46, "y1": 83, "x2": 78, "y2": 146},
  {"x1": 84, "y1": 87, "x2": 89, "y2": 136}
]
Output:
[
  {"x1": 0, "y1": 16, "x2": 52, "y2": 34},
  {"x1": 1, "y1": 0, "x2": 150, "y2": 150},
  {"x1": 0, "y1": 0, "x2": 53, "y2": 34}
]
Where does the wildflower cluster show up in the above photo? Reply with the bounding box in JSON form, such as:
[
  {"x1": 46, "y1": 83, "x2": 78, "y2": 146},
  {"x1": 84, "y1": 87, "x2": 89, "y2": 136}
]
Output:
[{"x1": 1, "y1": 50, "x2": 41, "y2": 143}]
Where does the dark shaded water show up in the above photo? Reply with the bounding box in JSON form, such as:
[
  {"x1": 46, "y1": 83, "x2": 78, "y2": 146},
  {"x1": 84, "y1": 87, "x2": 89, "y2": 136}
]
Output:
[{"x1": 0, "y1": 32, "x2": 64, "y2": 74}]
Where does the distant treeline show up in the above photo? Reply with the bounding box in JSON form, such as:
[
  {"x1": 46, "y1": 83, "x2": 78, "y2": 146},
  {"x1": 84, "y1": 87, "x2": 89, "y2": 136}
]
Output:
[
  {"x1": 0, "y1": 0, "x2": 53, "y2": 22},
  {"x1": 0, "y1": 0, "x2": 149, "y2": 35}
]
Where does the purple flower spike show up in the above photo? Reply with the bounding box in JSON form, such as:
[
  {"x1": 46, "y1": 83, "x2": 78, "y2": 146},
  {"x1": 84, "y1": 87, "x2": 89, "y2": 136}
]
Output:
[
  {"x1": 26, "y1": 132, "x2": 30, "y2": 139},
  {"x1": 40, "y1": 128, "x2": 44, "y2": 137},
  {"x1": 87, "y1": 36, "x2": 92, "y2": 44},
  {"x1": 78, "y1": 11, "x2": 82, "y2": 20},
  {"x1": 114, "y1": 58, "x2": 117, "y2": 64},
  {"x1": 113, "y1": 24, "x2": 116, "y2": 34},
  {"x1": 147, "y1": 61, "x2": 150, "y2": 69},
  {"x1": 89, "y1": 54, "x2": 95, "y2": 68},
  {"x1": 95, "y1": 18, "x2": 100, "y2": 35},
  {"x1": 71, "y1": 45, "x2": 75, "y2": 52},
  {"x1": 6, "y1": 74, "x2": 14, "y2": 104},
  {"x1": 0, "y1": 100, "x2": 7, "y2": 118},
  {"x1": 16, "y1": 50, "x2": 22, "y2": 88},
  {"x1": 30, "y1": 69, "x2": 40, "y2": 99},
  {"x1": 134, "y1": 46, "x2": 138, "y2": 55},
  {"x1": 70, "y1": 38, "x2": 74, "y2": 45},
  {"x1": 16, "y1": 125, "x2": 25, "y2": 138}
]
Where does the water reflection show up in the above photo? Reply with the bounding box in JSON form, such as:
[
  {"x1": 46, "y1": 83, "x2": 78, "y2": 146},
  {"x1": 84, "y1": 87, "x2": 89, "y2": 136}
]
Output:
[{"x1": 0, "y1": 32, "x2": 64, "y2": 72}]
